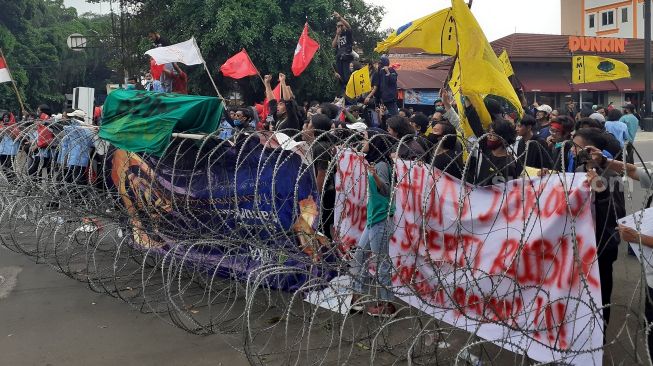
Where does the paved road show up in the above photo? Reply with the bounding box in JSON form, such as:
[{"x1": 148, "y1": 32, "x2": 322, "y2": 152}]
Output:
[
  {"x1": 0, "y1": 246, "x2": 250, "y2": 366},
  {"x1": 2, "y1": 140, "x2": 653, "y2": 365}
]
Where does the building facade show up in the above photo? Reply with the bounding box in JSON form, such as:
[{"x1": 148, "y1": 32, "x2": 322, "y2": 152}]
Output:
[
  {"x1": 429, "y1": 33, "x2": 650, "y2": 113},
  {"x1": 562, "y1": 0, "x2": 650, "y2": 38}
]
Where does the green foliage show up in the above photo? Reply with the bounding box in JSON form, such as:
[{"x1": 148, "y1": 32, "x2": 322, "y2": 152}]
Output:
[
  {"x1": 0, "y1": 0, "x2": 114, "y2": 113},
  {"x1": 116, "y1": 0, "x2": 386, "y2": 103},
  {"x1": 0, "y1": 0, "x2": 386, "y2": 112}
]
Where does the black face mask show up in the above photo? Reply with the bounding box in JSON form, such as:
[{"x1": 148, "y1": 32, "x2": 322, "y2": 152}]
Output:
[
  {"x1": 431, "y1": 134, "x2": 443, "y2": 142},
  {"x1": 485, "y1": 139, "x2": 504, "y2": 150}
]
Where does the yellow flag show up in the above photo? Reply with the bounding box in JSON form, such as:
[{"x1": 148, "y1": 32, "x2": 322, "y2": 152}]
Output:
[
  {"x1": 498, "y1": 50, "x2": 514, "y2": 77},
  {"x1": 451, "y1": 0, "x2": 523, "y2": 132},
  {"x1": 572, "y1": 55, "x2": 630, "y2": 84},
  {"x1": 374, "y1": 8, "x2": 457, "y2": 55},
  {"x1": 345, "y1": 66, "x2": 371, "y2": 99}
]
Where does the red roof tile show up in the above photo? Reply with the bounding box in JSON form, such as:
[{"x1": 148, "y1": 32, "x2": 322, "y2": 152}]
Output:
[
  {"x1": 389, "y1": 56, "x2": 447, "y2": 70},
  {"x1": 397, "y1": 69, "x2": 449, "y2": 90},
  {"x1": 429, "y1": 33, "x2": 653, "y2": 69}
]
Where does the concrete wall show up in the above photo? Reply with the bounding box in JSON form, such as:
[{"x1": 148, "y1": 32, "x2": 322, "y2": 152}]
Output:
[
  {"x1": 607, "y1": 91, "x2": 625, "y2": 108},
  {"x1": 562, "y1": 0, "x2": 584, "y2": 35},
  {"x1": 577, "y1": 0, "x2": 653, "y2": 39}
]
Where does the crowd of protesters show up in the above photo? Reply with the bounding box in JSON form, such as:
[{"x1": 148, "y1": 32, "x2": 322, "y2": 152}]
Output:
[{"x1": 0, "y1": 17, "x2": 650, "y2": 332}]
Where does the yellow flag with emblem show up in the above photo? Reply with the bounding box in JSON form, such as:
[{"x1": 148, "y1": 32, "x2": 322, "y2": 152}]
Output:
[
  {"x1": 345, "y1": 66, "x2": 372, "y2": 99},
  {"x1": 451, "y1": 0, "x2": 523, "y2": 133},
  {"x1": 498, "y1": 49, "x2": 514, "y2": 77},
  {"x1": 374, "y1": 8, "x2": 457, "y2": 55},
  {"x1": 572, "y1": 55, "x2": 630, "y2": 84}
]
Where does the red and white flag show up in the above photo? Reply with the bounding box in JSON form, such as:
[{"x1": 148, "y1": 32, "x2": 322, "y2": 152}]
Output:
[
  {"x1": 291, "y1": 23, "x2": 320, "y2": 77},
  {"x1": 144, "y1": 37, "x2": 205, "y2": 66},
  {"x1": 0, "y1": 56, "x2": 12, "y2": 83}
]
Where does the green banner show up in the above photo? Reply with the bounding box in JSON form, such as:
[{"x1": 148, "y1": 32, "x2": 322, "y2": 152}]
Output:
[{"x1": 99, "y1": 90, "x2": 224, "y2": 156}]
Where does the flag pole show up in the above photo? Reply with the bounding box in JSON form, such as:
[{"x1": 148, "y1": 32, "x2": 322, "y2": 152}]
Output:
[
  {"x1": 0, "y1": 48, "x2": 27, "y2": 115},
  {"x1": 202, "y1": 62, "x2": 224, "y2": 99},
  {"x1": 243, "y1": 49, "x2": 265, "y2": 85}
]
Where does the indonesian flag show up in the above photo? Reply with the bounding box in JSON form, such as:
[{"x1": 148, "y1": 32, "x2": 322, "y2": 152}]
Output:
[
  {"x1": 0, "y1": 56, "x2": 12, "y2": 83},
  {"x1": 145, "y1": 37, "x2": 205, "y2": 66},
  {"x1": 220, "y1": 49, "x2": 259, "y2": 79},
  {"x1": 291, "y1": 23, "x2": 320, "y2": 77}
]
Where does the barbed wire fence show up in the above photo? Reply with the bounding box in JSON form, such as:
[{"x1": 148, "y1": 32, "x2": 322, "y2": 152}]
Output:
[{"x1": 0, "y1": 120, "x2": 651, "y2": 365}]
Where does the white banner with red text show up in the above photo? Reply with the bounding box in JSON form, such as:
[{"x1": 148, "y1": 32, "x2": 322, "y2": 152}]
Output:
[{"x1": 333, "y1": 149, "x2": 603, "y2": 365}]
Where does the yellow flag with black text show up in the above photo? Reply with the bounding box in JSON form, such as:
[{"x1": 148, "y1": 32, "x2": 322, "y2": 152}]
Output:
[
  {"x1": 498, "y1": 50, "x2": 514, "y2": 77},
  {"x1": 374, "y1": 8, "x2": 457, "y2": 55},
  {"x1": 451, "y1": 0, "x2": 523, "y2": 133},
  {"x1": 572, "y1": 55, "x2": 630, "y2": 84},
  {"x1": 345, "y1": 66, "x2": 372, "y2": 99}
]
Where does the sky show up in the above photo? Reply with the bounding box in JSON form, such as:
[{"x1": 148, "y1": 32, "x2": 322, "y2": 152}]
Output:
[
  {"x1": 63, "y1": 0, "x2": 561, "y2": 42},
  {"x1": 369, "y1": 0, "x2": 561, "y2": 41}
]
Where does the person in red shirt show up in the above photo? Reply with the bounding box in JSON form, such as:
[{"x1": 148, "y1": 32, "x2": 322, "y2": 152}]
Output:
[{"x1": 172, "y1": 63, "x2": 188, "y2": 94}]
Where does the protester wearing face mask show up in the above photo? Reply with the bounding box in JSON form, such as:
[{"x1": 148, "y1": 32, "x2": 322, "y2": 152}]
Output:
[
  {"x1": 466, "y1": 119, "x2": 522, "y2": 186},
  {"x1": 429, "y1": 121, "x2": 463, "y2": 179},
  {"x1": 234, "y1": 108, "x2": 256, "y2": 131},
  {"x1": 569, "y1": 128, "x2": 625, "y2": 330}
]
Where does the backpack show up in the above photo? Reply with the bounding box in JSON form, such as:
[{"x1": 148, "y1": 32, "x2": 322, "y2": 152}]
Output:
[{"x1": 36, "y1": 125, "x2": 54, "y2": 148}]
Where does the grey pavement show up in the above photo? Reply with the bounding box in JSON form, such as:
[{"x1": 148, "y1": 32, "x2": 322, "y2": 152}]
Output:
[{"x1": 0, "y1": 247, "x2": 250, "y2": 366}]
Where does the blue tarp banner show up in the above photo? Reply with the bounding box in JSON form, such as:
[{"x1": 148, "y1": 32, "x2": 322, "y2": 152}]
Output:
[{"x1": 105, "y1": 137, "x2": 333, "y2": 291}]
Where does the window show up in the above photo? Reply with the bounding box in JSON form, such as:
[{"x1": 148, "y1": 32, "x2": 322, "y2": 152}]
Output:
[
  {"x1": 589, "y1": 14, "x2": 595, "y2": 28},
  {"x1": 602, "y1": 11, "x2": 614, "y2": 26},
  {"x1": 622, "y1": 8, "x2": 628, "y2": 22}
]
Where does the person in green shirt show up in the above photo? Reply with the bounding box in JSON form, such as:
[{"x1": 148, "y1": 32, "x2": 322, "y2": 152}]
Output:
[{"x1": 350, "y1": 129, "x2": 397, "y2": 318}]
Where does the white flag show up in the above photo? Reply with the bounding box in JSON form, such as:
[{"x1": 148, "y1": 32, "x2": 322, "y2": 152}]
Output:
[
  {"x1": 144, "y1": 37, "x2": 204, "y2": 66},
  {"x1": 0, "y1": 56, "x2": 11, "y2": 83}
]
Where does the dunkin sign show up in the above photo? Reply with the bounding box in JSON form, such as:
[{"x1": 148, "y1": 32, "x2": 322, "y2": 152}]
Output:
[{"x1": 569, "y1": 36, "x2": 627, "y2": 53}]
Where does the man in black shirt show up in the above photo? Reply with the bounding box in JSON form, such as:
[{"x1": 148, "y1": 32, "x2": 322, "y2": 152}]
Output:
[
  {"x1": 430, "y1": 122, "x2": 463, "y2": 179},
  {"x1": 332, "y1": 12, "x2": 353, "y2": 93},
  {"x1": 572, "y1": 128, "x2": 625, "y2": 328},
  {"x1": 515, "y1": 115, "x2": 552, "y2": 170},
  {"x1": 147, "y1": 31, "x2": 170, "y2": 48},
  {"x1": 378, "y1": 55, "x2": 399, "y2": 117}
]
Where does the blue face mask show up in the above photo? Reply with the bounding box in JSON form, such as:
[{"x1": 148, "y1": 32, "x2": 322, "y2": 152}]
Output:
[
  {"x1": 234, "y1": 120, "x2": 242, "y2": 127},
  {"x1": 435, "y1": 106, "x2": 445, "y2": 113}
]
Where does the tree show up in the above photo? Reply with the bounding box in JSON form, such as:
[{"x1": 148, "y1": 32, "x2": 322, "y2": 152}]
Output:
[
  {"x1": 105, "y1": 0, "x2": 386, "y2": 103},
  {"x1": 0, "y1": 0, "x2": 114, "y2": 113}
]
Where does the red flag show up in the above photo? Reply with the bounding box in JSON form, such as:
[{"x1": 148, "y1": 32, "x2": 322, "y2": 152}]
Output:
[
  {"x1": 220, "y1": 49, "x2": 259, "y2": 79},
  {"x1": 150, "y1": 58, "x2": 165, "y2": 80},
  {"x1": 291, "y1": 23, "x2": 320, "y2": 77},
  {"x1": 273, "y1": 83, "x2": 282, "y2": 101}
]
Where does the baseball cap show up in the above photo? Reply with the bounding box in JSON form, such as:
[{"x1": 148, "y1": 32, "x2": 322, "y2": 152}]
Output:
[
  {"x1": 589, "y1": 112, "x2": 606, "y2": 123},
  {"x1": 536, "y1": 104, "x2": 552, "y2": 114},
  {"x1": 68, "y1": 110, "x2": 87, "y2": 119},
  {"x1": 346, "y1": 122, "x2": 367, "y2": 132}
]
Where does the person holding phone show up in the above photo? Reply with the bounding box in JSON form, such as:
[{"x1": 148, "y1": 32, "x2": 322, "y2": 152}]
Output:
[
  {"x1": 570, "y1": 128, "x2": 626, "y2": 330},
  {"x1": 585, "y1": 144, "x2": 653, "y2": 356}
]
